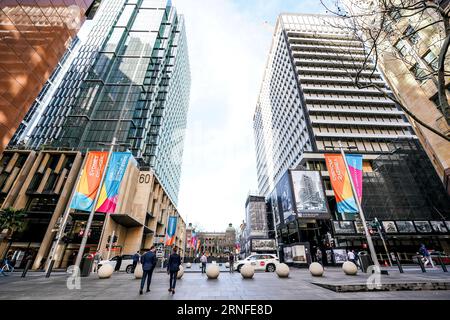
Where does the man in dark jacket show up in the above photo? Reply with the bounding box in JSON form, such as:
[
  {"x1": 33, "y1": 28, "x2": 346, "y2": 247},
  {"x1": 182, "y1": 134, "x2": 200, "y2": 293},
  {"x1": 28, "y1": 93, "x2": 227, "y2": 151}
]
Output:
[
  {"x1": 139, "y1": 246, "x2": 157, "y2": 294},
  {"x1": 132, "y1": 251, "x2": 140, "y2": 272},
  {"x1": 167, "y1": 246, "x2": 182, "y2": 294}
]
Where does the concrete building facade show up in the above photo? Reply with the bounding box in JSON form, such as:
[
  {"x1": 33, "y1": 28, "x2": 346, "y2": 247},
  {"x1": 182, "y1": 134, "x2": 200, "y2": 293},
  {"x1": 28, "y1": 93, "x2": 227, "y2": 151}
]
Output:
[
  {"x1": 254, "y1": 13, "x2": 416, "y2": 198},
  {"x1": 0, "y1": 149, "x2": 185, "y2": 270},
  {"x1": 254, "y1": 13, "x2": 450, "y2": 264}
]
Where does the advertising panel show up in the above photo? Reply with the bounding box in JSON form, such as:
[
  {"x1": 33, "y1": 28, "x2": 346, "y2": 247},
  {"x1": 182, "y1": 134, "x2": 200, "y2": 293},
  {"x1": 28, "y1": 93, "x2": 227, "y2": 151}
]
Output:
[
  {"x1": 333, "y1": 249, "x2": 348, "y2": 264},
  {"x1": 269, "y1": 189, "x2": 281, "y2": 226},
  {"x1": 251, "y1": 239, "x2": 277, "y2": 252},
  {"x1": 382, "y1": 221, "x2": 397, "y2": 233},
  {"x1": 430, "y1": 221, "x2": 448, "y2": 233},
  {"x1": 395, "y1": 221, "x2": 416, "y2": 233},
  {"x1": 283, "y1": 246, "x2": 293, "y2": 263},
  {"x1": 291, "y1": 170, "x2": 329, "y2": 219},
  {"x1": 291, "y1": 245, "x2": 307, "y2": 264},
  {"x1": 414, "y1": 221, "x2": 432, "y2": 233},
  {"x1": 332, "y1": 221, "x2": 355, "y2": 234},
  {"x1": 276, "y1": 171, "x2": 295, "y2": 222}
]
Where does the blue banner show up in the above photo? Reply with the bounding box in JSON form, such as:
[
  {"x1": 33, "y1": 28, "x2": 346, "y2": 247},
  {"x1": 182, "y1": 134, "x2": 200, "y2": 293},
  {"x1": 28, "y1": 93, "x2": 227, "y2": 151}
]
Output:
[{"x1": 165, "y1": 216, "x2": 177, "y2": 245}]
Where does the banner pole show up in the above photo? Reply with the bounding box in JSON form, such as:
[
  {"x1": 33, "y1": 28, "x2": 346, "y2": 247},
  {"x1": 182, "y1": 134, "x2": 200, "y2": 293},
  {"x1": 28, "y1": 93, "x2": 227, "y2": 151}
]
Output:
[
  {"x1": 74, "y1": 137, "x2": 116, "y2": 269},
  {"x1": 338, "y1": 140, "x2": 380, "y2": 269}
]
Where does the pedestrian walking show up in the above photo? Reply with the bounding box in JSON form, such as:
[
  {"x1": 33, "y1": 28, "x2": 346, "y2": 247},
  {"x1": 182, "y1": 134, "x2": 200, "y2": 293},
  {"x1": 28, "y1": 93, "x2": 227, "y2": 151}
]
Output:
[
  {"x1": 167, "y1": 246, "x2": 182, "y2": 294},
  {"x1": 200, "y1": 252, "x2": 207, "y2": 274},
  {"x1": 347, "y1": 250, "x2": 357, "y2": 266},
  {"x1": 132, "y1": 251, "x2": 140, "y2": 273},
  {"x1": 419, "y1": 244, "x2": 435, "y2": 268},
  {"x1": 139, "y1": 246, "x2": 157, "y2": 295},
  {"x1": 229, "y1": 252, "x2": 234, "y2": 273},
  {"x1": 93, "y1": 252, "x2": 102, "y2": 272},
  {"x1": 315, "y1": 249, "x2": 323, "y2": 265}
]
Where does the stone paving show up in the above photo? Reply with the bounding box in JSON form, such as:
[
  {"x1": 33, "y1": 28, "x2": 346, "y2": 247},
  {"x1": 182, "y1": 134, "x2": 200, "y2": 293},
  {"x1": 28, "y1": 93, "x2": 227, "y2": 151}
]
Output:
[{"x1": 1, "y1": 266, "x2": 450, "y2": 300}]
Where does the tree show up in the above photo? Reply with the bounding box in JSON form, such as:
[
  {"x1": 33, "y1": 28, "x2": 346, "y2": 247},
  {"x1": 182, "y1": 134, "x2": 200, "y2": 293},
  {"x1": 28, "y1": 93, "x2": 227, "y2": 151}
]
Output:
[
  {"x1": 0, "y1": 207, "x2": 27, "y2": 260},
  {"x1": 320, "y1": 0, "x2": 450, "y2": 142}
]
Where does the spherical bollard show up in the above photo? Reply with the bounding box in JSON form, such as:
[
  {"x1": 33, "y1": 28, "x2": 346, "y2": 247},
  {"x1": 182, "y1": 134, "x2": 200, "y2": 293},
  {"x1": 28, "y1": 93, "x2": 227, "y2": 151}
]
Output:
[
  {"x1": 342, "y1": 261, "x2": 358, "y2": 275},
  {"x1": 275, "y1": 263, "x2": 290, "y2": 278},
  {"x1": 309, "y1": 262, "x2": 324, "y2": 277},
  {"x1": 98, "y1": 264, "x2": 114, "y2": 279},
  {"x1": 177, "y1": 265, "x2": 184, "y2": 279},
  {"x1": 186, "y1": 262, "x2": 191, "y2": 269},
  {"x1": 134, "y1": 263, "x2": 143, "y2": 279},
  {"x1": 240, "y1": 264, "x2": 254, "y2": 279},
  {"x1": 225, "y1": 262, "x2": 230, "y2": 268},
  {"x1": 206, "y1": 264, "x2": 220, "y2": 279}
]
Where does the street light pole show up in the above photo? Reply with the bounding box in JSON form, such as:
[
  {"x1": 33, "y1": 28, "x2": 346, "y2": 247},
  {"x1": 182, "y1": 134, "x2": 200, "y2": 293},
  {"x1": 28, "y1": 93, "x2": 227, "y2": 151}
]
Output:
[{"x1": 337, "y1": 140, "x2": 380, "y2": 269}]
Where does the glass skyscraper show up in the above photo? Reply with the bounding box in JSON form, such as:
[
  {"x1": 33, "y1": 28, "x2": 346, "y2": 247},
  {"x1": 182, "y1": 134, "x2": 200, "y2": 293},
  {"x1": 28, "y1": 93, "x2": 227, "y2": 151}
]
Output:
[{"x1": 26, "y1": 0, "x2": 191, "y2": 204}]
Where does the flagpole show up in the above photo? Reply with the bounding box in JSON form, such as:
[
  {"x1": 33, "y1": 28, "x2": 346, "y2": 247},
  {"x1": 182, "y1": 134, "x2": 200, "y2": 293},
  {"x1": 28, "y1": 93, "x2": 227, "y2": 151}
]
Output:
[
  {"x1": 161, "y1": 209, "x2": 171, "y2": 271},
  {"x1": 74, "y1": 137, "x2": 116, "y2": 269},
  {"x1": 338, "y1": 140, "x2": 379, "y2": 269}
]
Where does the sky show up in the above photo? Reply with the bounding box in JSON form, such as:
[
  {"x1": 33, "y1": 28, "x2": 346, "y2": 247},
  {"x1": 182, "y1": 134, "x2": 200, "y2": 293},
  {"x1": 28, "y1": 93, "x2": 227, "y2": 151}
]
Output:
[{"x1": 172, "y1": 0, "x2": 326, "y2": 231}]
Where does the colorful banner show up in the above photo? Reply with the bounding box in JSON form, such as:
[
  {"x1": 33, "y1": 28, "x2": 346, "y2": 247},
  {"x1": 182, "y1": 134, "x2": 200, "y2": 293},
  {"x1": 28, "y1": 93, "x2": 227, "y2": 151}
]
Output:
[
  {"x1": 324, "y1": 154, "x2": 358, "y2": 214},
  {"x1": 196, "y1": 239, "x2": 201, "y2": 251},
  {"x1": 70, "y1": 151, "x2": 108, "y2": 212},
  {"x1": 96, "y1": 152, "x2": 132, "y2": 213},
  {"x1": 345, "y1": 154, "x2": 363, "y2": 202},
  {"x1": 165, "y1": 215, "x2": 177, "y2": 246}
]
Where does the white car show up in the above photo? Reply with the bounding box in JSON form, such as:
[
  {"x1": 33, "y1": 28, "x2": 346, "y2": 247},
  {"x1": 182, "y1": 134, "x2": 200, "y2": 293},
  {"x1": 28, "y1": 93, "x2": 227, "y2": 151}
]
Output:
[
  {"x1": 234, "y1": 254, "x2": 279, "y2": 272},
  {"x1": 98, "y1": 254, "x2": 135, "y2": 273}
]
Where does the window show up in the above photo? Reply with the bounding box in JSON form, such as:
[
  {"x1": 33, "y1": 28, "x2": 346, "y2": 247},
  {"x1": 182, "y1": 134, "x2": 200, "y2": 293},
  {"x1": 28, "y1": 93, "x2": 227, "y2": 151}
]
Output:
[
  {"x1": 394, "y1": 39, "x2": 408, "y2": 57},
  {"x1": 410, "y1": 63, "x2": 427, "y2": 83},
  {"x1": 423, "y1": 50, "x2": 439, "y2": 71},
  {"x1": 404, "y1": 25, "x2": 420, "y2": 44}
]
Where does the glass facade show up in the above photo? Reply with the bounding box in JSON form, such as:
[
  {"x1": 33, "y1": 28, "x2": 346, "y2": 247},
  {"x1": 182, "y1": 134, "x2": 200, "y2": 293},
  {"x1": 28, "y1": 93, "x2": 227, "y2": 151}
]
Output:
[
  {"x1": 0, "y1": 0, "x2": 94, "y2": 153},
  {"x1": 26, "y1": 0, "x2": 190, "y2": 204}
]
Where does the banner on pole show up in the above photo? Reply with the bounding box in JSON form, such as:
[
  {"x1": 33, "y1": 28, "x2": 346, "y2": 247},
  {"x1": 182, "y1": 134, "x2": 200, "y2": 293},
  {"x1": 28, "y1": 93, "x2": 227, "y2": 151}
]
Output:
[
  {"x1": 70, "y1": 151, "x2": 108, "y2": 212},
  {"x1": 324, "y1": 154, "x2": 358, "y2": 214},
  {"x1": 345, "y1": 154, "x2": 363, "y2": 202},
  {"x1": 165, "y1": 215, "x2": 177, "y2": 246},
  {"x1": 96, "y1": 152, "x2": 133, "y2": 213}
]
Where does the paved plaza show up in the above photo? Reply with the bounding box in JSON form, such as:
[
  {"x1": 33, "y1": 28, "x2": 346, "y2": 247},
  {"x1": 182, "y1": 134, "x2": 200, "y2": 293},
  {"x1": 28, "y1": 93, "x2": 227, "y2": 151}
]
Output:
[{"x1": 1, "y1": 266, "x2": 450, "y2": 300}]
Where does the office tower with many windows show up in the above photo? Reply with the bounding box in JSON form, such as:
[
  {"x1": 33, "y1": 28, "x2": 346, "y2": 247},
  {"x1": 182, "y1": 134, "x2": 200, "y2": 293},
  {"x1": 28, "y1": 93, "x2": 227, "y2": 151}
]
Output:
[
  {"x1": 0, "y1": 0, "x2": 95, "y2": 153},
  {"x1": 341, "y1": 0, "x2": 450, "y2": 193},
  {"x1": 27, "y1": 0, "x2": 191, "y2": 204},
  {"x1": 254, "y1": 13, "x2": 450, "y2": 259},
  {"x1": 254, "y1": 13, "x2": 415, "y2": 197}
]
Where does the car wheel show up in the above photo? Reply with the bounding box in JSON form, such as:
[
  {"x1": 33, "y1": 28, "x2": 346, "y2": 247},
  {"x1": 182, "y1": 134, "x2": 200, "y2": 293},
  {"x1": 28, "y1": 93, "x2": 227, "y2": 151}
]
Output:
[
  {"x1": 125, "y1": 265, "x2": 133, "y2": 274},
  {"x1": 237, "y1": 265, "x2": 243, "y2": 273},
  {"x1": 266, "y1": 264, "x2": 275, "y2": 272}
]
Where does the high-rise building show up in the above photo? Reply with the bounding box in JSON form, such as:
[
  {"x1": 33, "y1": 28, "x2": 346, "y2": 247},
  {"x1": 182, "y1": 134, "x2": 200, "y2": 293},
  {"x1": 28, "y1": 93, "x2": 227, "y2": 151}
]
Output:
[
  {"x1": 0, "y1": 0, "x2": 96, "y2": 153},
  {"x1": 25, "y1": 0, "x2": 191, "y2": 204},
  {"x1": 341, "y1": 0, "x2": 450, "y2": 193},
  {"x1": 254, "y1": 13, "x2": 450, "y2": 262},
  {"x1": 254, "y1": 13, "x2": 416, "y2": 197}
]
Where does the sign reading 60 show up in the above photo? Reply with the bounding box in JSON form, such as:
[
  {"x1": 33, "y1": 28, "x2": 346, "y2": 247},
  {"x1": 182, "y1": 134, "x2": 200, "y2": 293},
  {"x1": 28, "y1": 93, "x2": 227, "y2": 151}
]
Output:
[{"x1": 139, "y1": 173, "x2": 152, "y2": 184}]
